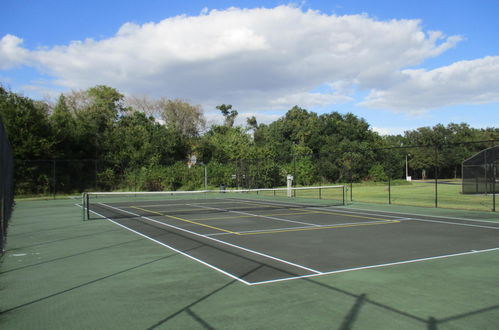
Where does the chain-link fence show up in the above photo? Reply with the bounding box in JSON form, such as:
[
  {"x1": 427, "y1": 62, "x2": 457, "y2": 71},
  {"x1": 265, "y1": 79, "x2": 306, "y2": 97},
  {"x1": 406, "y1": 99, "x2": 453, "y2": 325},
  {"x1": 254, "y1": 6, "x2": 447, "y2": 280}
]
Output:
[
  {"x1": 462, "y1": 146, "x2": 499, "y2": 194},
  {"x1": 1, "y1": 119, "x2": 14, "y2": 253},
  {"x1": 14, "y1": 140, "x2": 498, "y2": 212}
]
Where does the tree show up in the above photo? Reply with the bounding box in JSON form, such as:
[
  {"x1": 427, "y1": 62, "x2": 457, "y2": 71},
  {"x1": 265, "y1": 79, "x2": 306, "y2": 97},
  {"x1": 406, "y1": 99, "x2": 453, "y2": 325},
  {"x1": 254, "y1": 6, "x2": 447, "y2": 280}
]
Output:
[
  {"x1": 0, "y1": 86, "x2": 53, "y2": 159},
  {"x1": 108, "y1": 111, "x2": 188, "y2": 168},
  {"x1": 50, "y1": 94, "x2": 76, "y2": 158},
  {"x1": 125, "y1": 94, "x2": 161, "y2": 117},
  {"x1": 246, "y1": 116, "x2": 258, "y2": 130},
  {"x1": 65, "y1": 85, "x2": 127, "y2": 158},
  {"x1": 158, "y1": 98, "x2": 206, "y2": 137},
  {"x1": 216, "y1": 104, "x2": 238, "y2": 128}
]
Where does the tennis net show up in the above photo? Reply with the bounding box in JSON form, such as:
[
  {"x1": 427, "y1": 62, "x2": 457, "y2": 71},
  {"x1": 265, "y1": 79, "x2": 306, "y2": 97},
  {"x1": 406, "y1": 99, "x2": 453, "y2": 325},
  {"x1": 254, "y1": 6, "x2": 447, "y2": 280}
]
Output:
[{"x1": 82, "y1": 185, "x2": 345, "y2": 221}]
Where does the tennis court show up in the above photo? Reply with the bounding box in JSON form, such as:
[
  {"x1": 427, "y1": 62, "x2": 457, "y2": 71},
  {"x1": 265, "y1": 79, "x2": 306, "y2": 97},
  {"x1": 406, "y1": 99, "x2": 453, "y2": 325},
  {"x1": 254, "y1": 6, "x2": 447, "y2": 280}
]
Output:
[{"x1": 84, "y1": 186, "x2": 499, "y2": 285}]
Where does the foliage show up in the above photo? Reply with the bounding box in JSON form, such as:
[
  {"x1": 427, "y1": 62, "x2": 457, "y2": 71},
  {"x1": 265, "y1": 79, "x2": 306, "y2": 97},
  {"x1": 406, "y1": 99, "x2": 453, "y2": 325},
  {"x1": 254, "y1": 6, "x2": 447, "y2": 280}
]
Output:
[
  {"x1": 367, "y1": 164, "x2": 388, "y2": 182},
  {"x1": 158, "y1": 98, "x2": 205, "y2": 137},
  {"x1": 1, "y1": 83, "x2": 497, "y2": 195},
  {"x1": 216, "y1": 104, "x2": 238, "y2": 128}
]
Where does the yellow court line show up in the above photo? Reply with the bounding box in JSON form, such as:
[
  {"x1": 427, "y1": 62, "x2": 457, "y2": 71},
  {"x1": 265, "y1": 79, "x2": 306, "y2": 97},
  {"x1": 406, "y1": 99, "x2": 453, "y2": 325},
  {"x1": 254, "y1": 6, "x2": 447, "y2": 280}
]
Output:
[
  {"x1": 216, "y1": 200, "x2": 397, "y2": 223},
  {"x1": 130, "y1": 206, "x2": 240, "y2": 235},
  {"x1": 190, "y1": 211, "x2": 318, "y2": 221},
  {"x1": 297, "y1": 208, "x2": 395, "y2": 222},
  {"x1": 239, "y1": 220, "x2": 400, "y2": 235}
]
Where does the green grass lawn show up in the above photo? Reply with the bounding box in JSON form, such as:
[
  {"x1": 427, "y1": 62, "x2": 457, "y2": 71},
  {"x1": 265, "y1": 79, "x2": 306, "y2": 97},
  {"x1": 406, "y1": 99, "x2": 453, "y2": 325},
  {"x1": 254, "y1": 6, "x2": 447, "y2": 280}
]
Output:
[{"x1": 349, "y1": 179, "x2": 496, "y2": 212}]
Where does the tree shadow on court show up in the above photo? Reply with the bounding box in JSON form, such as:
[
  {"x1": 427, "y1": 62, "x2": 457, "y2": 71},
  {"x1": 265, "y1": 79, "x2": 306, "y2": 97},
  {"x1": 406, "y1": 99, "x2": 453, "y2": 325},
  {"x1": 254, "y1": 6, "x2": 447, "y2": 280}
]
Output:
[
  {"x1": 304, "y1": 278, "x2": 499, "y2": 330},
  {"x1": 100, "y1": 213, "x2": 499, "y2": 329},
  {"x1": 0, "y1": 247, "x2": 200, "y2": 315},
  {"x1": 65, "y1": 205, "x2": 499, "y2": 329},
  {"x1": 145, "y1": 265, "x2": 263, "y2": 330}
]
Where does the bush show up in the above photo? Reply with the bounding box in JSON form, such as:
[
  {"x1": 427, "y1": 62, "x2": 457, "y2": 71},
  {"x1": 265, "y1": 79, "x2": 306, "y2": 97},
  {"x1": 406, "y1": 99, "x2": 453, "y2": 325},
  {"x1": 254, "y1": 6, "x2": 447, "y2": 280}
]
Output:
[{"x1": 368, "y1": 164, "x2": 388, "y2": 182}]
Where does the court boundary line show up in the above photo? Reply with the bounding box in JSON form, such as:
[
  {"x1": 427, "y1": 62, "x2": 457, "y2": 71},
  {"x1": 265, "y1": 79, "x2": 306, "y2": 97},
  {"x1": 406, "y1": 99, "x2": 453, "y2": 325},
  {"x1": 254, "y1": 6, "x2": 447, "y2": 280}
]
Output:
[
  {"x1": 131, "y1": 205, "x2": 240, "y2": 235},
  {"x1": 248, "y1": 246, "x2": 499, "y2": 285},
  {"x1": 319, "y1": 208, "x2": 499, "y2": 231},
  {"x1": 334, "y1": 206, "x2": 499, "y2": 224},
  {"x1": 132, "y1": 203, "x2": 401, "y2": 236},
  {"x1": 232, "y1": 198, "x2": 498, "y2": 225},
  {"x1": 98, "y1": 202, "x2": 322, "y2": 275},
  {"x1": 189, "y1": 210, "x2": 319, "y2": 221},
  {"x1": 79, "y1": 203, "x2": 499, "y2": 285},
  {"x1": 188, "y1": 203, "x2": 322, "y2": 227},
  {"x1": 403, "y1": 218, "x2": 499, "y2": 231},
  {"x1": 76, "y1": 204, "x2": 252, "y2": 285},
  {"x1": 207, "y1": 219, "x2": 399, "y2": 236}
]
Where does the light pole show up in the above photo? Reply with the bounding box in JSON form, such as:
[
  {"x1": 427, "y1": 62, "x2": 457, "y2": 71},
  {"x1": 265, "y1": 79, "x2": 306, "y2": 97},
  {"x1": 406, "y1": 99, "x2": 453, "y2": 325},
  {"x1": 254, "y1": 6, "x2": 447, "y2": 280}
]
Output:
[{"x1": 405, "y1": 154, "x2": 411, "y2": 181}]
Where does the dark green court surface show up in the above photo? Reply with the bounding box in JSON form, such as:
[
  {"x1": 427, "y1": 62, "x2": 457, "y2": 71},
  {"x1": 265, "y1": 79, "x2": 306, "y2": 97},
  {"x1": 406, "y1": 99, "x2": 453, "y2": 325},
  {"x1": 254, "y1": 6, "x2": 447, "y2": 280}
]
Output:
[
  {"x1": 88, "y1": 197, "x2": 499, "y2": 285},
  {"x1": 1, "y1": 198, "x2": 499, "y2": 329}
]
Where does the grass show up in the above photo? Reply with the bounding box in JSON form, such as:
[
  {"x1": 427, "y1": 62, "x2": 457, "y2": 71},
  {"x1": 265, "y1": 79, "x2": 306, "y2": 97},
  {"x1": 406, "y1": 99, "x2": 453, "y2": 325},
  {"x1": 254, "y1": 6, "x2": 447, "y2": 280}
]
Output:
[{"x1": 349, "y1": 179, "x2": 496, "y2": 212}]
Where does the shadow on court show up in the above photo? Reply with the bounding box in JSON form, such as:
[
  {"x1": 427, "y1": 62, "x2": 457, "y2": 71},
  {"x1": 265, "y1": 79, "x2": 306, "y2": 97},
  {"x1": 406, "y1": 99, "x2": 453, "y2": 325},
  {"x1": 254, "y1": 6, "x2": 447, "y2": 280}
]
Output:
[{"x1": 2, "y1": 199, "x2": 499, "y2": 329}]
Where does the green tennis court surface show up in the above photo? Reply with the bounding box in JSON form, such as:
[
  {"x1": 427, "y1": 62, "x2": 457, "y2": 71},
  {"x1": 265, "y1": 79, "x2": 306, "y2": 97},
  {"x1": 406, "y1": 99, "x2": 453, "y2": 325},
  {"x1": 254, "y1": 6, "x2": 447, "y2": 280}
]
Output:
[
  {"x1": 86, "y1": 190, "x2": 499, "y2": 285},
  {"x1": 1, "y1": 195, "x2": 499, "y2": 329}
]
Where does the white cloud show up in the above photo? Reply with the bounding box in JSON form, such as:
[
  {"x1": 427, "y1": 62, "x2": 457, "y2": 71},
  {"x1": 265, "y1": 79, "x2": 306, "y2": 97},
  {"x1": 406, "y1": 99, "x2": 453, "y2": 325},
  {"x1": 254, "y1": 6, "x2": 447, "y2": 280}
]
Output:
[
  {"x1": 371, "y1": 126, "x2": 409, "y2": 136},
  {"x1": 360, "y1": 56, "x2": 499, "y2": 113},
  {"x1": 204, "y1": 111, "x2": 282, "y2": 127},
  {"x1": 0, "y1": 35, "x2": 29, "y2": 69},
  {"x1": 1, "y1": 5, "x2": 468, "y2": 113}
]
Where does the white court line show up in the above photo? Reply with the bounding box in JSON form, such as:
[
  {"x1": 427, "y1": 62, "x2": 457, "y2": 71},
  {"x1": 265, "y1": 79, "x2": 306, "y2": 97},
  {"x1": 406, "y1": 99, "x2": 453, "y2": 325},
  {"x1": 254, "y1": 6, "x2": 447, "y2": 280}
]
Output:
[
  {"x1": 249, "y1": 246, "x2": 499, "y2": 286},
  {"x1": 98, "y1": 202, "x2": 322, "y2": 275},
  {"x1": 207, "y1": 220, "x2": 396, "y2": 236},
  {"x1": 76, "y1": 203, "x2": 252, "y2": 285},
  {"x1": 327, "y1": 208, "x2": 499, "y2": 230},
  {"x1": 206, "y1": 225, "x2": 316, "y2": 236},
  {"x1": 78, "y1": 202, "x2": 499, "y2": 286},
  {"x1": 404, "y1": 218, "x2": 499, "y2": 231},
  {"x1": 335, "y1": 206, "x2": 499, "y2": 224},
  {"x1": 189, "y1": 203, "x2": 322, "y2": 227}
]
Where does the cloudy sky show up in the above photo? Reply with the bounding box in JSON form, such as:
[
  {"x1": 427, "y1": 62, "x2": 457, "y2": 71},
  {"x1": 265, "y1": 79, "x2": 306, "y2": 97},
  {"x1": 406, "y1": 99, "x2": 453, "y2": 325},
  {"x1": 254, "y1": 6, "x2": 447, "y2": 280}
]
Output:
[{"x1": 1, "y1": 0, "x2": 498, "y2": 135}]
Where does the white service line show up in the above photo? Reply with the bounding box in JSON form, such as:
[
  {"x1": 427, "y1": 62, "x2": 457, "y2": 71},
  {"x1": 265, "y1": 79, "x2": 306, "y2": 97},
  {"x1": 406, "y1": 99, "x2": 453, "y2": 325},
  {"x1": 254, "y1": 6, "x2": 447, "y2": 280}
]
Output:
[
  {"x1": 188, "y1": 203, "x2": 322, "y2": 227},
  {"x1": 98, "y1": 202, "x2": 322, "y2": 275},
  {"x1": 207, "y1": 220, "x2": 395, "y2": 236},
  {"x1": 249, "y1": 246, "x2": 499, "y2": 285}
]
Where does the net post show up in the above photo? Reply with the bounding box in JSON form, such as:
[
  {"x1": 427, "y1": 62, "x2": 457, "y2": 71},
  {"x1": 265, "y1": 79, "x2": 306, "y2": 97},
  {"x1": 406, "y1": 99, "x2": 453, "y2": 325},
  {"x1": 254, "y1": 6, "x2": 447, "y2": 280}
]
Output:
[{"x1": 319, "y1": 187, "x2": 322, "y2": 200}]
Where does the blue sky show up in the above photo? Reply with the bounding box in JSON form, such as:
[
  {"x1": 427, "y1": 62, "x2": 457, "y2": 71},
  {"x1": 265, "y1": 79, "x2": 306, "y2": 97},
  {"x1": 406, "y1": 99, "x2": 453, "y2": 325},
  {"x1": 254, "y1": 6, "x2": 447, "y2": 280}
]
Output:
[{"x1": 1, "y1": 0, "x2": 498, "y2": 135}]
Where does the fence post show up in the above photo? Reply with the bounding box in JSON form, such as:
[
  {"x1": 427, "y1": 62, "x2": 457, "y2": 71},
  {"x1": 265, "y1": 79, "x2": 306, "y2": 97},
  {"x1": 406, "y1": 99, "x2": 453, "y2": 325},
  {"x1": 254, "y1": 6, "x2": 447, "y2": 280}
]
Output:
[
  {"x1": 52, "y1": 159, "x2": 56, "y2": 199},
  {"x1": 94, "y1": 159, "x2": 98, "y2": 191},
  {"x1": 388, "y1": 177, "x2": 391, "y2": 205},
  {"x1": 493, "y1": 164, "x2": 496, "y2": 212},
  {"x1": 434, "y1": 146, "x2": 438, "y2": 208}
]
